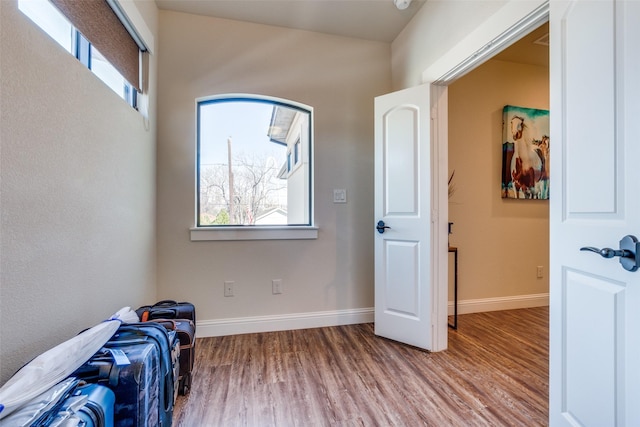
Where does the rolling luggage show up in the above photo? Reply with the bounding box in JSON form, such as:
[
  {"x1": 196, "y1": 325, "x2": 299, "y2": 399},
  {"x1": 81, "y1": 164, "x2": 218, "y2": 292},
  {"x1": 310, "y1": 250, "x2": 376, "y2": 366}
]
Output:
[
  {"x1": 0, "y1": 377, "x2": 80, "y2": 426},
  {"x1": 0, "y1": 379, "x2": 116, "y2": 427},
  {"x1": 136, "y1": 300, "x2": 196, "y2": 396},
  {"x1": 136, "y1": 300, "x2": 196, "y2": 327},
  {"x1": 73, "y1": 383, "x2": 116, "y2": 427},
  {"x1": 115, "y1": 322, "x2": 178, "y2": 410},
  {"x1": 73, "y1": 339, "x2": 162, "y2": 427},
  {"x1": 152, "y1": 318, "x2": 195, "y2": 395},
  {"x1": 73, "y1": 323, "x2": 177, "y2": 427},
  {"x1": 0, "y1": 320, "x2": 120, "y2": 421}
]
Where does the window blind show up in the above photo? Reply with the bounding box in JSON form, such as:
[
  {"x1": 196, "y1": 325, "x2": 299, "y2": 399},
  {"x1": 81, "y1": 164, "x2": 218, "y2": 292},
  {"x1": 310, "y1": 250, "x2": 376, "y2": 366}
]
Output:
[{"x1": 50, "y1": 0, "x2": 141, "y2": 91}]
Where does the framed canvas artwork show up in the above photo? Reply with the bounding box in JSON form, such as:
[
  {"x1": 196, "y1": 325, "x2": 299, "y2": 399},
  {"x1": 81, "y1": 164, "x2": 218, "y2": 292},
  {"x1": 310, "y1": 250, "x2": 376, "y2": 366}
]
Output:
[{"x1": 501, "y1": 105, "x2": 550, "y2": 199}]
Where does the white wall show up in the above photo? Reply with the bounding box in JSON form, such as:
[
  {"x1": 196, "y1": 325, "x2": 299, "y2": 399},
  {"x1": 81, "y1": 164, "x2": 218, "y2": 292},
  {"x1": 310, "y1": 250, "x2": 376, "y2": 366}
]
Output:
[
  {"x1": 392, "y1": 0, "x2": 546, "y2": 89},
  {"x1": 392, "y1": 1, "x2": 507, "y2": 89},
  {"x1": 448, "y1": 58, "x2": 549, "y2": 304},
  {"x1": 156, "y1": 11, "x2": 390, "y2": 332},
  {"x1": 0, "y1": 0, "x2": 159, "y2": 383}
]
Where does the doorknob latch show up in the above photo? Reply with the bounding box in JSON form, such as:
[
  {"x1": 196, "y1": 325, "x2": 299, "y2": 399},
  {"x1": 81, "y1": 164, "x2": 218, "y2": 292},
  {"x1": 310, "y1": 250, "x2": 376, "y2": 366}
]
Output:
[
  {"x1": 376, "y1": 220, "x2": 391, "y2": 234},
  {"x1": 580, "y1": 234, "x2": 640, "y2": 272}
]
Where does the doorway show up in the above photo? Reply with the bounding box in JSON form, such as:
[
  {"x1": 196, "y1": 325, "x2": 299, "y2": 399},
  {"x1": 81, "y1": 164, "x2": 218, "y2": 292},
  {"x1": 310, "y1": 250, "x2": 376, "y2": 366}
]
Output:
[{"x1": 446, "y1": 23, "x2": 550, "y2": 319}]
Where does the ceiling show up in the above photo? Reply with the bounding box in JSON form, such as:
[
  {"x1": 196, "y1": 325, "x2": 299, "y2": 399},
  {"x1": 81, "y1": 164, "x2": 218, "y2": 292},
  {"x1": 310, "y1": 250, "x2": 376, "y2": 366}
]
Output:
[
  {"x1": 493, "y1": 22, "x2": 549, "y2": 68},
  {"x1": 154, "y1": 1, "x2": 548, "y2": 66},
  {"x1": 155, "y1": 0, "x2": 427, "y2": 43}
]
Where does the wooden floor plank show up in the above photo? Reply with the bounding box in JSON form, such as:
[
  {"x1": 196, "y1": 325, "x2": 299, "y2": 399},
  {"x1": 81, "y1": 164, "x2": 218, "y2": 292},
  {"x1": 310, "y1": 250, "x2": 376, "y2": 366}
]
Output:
[{"x1": 173, "y1": 307, "x2": 549, "y2": 426}]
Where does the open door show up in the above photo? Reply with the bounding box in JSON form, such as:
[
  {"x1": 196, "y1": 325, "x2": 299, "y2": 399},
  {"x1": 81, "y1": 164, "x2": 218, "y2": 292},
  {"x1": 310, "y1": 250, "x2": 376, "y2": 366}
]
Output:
[
  {"x1": 374, "y1": 84, "x2": 437, "y2": 350},
  {"x1": 549, "y1": 0, "x2": 640, "y2": 424}
]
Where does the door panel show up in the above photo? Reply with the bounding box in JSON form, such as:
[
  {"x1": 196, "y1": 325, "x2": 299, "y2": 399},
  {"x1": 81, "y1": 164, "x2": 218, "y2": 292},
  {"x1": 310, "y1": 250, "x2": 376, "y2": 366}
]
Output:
[
  {"x1": 564, "y1": 0, "x2": 616, "y2": 214},
  {"x1": 550, "y1": 0, "x2": 640, "y2": 424},
  {"x1": 385, "y1": 106, "x2": 419, "y2": 215},
  {"x1": 374, "y1": 84, "x2": 432, "y2": 350},
  {"x1": 385, "y1": 240, "x2": 420, "y2": 317},
  {"x1": 564, "y1": 270, "x2": 625, "y2": 425}
]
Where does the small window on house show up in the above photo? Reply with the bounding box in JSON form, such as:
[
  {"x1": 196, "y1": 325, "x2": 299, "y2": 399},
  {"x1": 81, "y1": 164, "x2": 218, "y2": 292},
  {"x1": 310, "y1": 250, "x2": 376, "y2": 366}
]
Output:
[
  {"x1": 197, "y1": 95, "x2": 313, "y2": 227},
  {"x1": 18, "y1": 0, "x2": 143, "y2": 108},
  {"x1": 294, "y1": 139, "x2": 301, "y2": 165}
]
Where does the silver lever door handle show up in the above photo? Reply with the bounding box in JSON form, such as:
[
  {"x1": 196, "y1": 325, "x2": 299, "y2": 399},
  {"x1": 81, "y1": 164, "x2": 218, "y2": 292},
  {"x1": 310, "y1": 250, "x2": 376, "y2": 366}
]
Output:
[
  {"x1": 580, "y1": 235, "x2": 640, "y2": 272},
  {"x1": 580, "y1": 247, "x2": 630, "y2": 259}
]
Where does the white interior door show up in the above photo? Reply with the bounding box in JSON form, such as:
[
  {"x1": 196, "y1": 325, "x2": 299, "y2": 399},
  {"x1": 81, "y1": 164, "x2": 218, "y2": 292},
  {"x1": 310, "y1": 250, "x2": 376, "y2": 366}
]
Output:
[
  {"x1": 374, "y1": 84, "x2": 434, "y2": 350},
  {"x1": 549, "y1": 0, "x2": 640, "y2": 425}
]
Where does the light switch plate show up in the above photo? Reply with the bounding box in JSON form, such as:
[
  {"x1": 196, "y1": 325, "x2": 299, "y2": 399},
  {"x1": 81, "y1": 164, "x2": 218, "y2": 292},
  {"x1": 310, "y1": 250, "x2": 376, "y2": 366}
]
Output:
[{"x1": 333, "y1": 189, "x2": 347, "y2": 203}]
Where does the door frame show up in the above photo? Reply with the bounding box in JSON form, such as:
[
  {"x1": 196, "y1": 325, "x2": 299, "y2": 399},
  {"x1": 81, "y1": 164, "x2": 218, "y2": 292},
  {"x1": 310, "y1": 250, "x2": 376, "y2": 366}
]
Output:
[{"x1": 424, "y1": 1, "x2": 549, "y2": 348}]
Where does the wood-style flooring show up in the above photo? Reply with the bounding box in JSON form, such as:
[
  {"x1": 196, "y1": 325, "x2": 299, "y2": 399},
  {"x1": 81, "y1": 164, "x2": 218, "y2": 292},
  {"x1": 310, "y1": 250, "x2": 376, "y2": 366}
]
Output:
[{"x1": 173, "y1": 307, "x2": 549, "y2": 426}]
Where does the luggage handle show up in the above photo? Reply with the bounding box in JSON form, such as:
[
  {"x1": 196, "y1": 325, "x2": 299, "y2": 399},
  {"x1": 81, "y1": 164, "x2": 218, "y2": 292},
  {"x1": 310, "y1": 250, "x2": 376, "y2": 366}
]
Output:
[
  {"x1": 140, "y1": 309, "x2": 176, "y2": 322},
  {"x1": 153, "y1": 300, "x2": 179, "y2": 307},
  {"x1": 149, "y1": 309, "x2": 176, "y2": 318},
  {"x1": 151, "y1": 318, "x2": 178, "y2": 331}
]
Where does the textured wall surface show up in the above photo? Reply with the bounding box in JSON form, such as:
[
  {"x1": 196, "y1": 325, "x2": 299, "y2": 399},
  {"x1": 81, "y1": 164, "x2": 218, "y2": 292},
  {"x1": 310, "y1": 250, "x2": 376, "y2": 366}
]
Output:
[{"x1": 0, "y1": 0, "x2": 158, "y2": 383}]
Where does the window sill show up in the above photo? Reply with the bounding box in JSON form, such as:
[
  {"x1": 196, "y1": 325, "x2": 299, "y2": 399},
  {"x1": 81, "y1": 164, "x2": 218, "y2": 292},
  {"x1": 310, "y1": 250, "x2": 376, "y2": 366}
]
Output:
[{"x1": 190, "y1": 226, "x2": 319, "y2": 241}]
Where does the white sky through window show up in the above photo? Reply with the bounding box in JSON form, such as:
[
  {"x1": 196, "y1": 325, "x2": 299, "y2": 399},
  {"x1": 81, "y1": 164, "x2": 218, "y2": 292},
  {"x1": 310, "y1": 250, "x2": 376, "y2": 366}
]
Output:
[
  {"x1": 199, "y1": 101, "x2": 286, "y2": 167},
  {"x1": 19, "y1": 0, "x2": 73, "y2": 54}
]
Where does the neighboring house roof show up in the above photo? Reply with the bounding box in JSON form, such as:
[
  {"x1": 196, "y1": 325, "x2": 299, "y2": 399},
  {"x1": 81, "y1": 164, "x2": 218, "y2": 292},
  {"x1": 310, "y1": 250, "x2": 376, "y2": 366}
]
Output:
[
  {"x1": 267, "y1": 105, "x2": 296, "y2": 145},
  {"x1": 255, "y1": 208, "x2": 288, "y2": 225},
  {"x1": 268, "y1": 104, "x2": 300, "y2": 179}
]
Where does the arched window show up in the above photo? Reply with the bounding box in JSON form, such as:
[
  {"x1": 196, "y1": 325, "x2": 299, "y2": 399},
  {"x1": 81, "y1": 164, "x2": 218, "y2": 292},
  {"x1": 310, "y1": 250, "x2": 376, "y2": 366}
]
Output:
[{"x1": 196, "y1": 95, "x2": 313, "y2": 232}]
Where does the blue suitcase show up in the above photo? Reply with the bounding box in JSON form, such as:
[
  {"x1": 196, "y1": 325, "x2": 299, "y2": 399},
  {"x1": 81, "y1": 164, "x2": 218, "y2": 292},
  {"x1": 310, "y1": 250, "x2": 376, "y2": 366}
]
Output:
[
  {"x1": 73, "y1": 323, "x2": 176, "y2": 427},
  {"x1": 73, "y1": 340, "x2": 162, "y2": 427},
  {"x1": 1, "y1": 379, "x2": 115, "y2": 427},
  {"x1": 74, "y1": 383, "x2": 116, "y2": 427},
  {"x1": 114, "y1": 323, "x2": 177, "y2": 414},
  {"x1": 55, "y1": 382, "x2": 115, "y2": 427}
]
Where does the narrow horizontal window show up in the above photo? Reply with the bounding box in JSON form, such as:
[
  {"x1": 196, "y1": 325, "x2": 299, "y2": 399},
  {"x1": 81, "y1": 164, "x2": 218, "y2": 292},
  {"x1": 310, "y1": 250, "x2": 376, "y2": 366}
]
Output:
[
  {"x1": 49, "y1": 0, "x2": 141, "y2": 91},
  {"x1": 19, "y1": 0, "x2": 141, "y2": 108}
]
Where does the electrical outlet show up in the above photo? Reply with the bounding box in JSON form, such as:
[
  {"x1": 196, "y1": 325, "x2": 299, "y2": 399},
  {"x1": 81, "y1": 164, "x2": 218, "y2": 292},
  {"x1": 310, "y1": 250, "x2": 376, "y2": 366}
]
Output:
[
  {"x1": 224, "y1": 281, "x2": 234, "y2": 297},
  {"x1": 536, "y1": 266, "x2": 543, "y2": 278},
  {"x1": 272, "y1": 279, "x2": 283, "y2": 295}
]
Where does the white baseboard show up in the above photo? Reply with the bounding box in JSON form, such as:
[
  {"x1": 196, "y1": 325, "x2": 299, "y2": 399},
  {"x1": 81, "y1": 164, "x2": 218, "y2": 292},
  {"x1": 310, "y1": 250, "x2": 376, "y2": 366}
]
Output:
[
  {"x1": 196, "y1": 295, "x2": 548, "y2": 338},
  {"x1": 449, "y1": 293, "x2": 549, "y2": 315},
  {"x1": 196, "y1": 307, "x2": 374, "y2": 338}
]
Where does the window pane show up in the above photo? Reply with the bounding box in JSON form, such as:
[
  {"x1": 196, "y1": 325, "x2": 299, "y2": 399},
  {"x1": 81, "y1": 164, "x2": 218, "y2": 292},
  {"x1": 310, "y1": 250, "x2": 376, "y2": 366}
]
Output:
[
  {"x1": 91, "y1": 46, "x2": 129, "y2": 100},
  {"x1": 19, "y1": 0, "x2": 73, "y2": 54},
  {"x1": 198, "y1": 98, "x2": 312, "y2": 226},
  {"x1": 19, "y1": 0, "x2": 137, "y2": 108}
]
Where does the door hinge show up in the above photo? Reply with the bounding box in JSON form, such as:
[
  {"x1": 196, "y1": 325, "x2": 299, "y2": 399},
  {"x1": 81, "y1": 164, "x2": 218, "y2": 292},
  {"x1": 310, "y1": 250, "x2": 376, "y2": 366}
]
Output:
[{"x1": 431, "y1": 209, "x2": 438, "y2": 223}]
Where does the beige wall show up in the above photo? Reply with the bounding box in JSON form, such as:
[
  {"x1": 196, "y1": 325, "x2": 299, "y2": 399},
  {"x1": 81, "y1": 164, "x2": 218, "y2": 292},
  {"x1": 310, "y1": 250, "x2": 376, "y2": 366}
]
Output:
[
  {"x1": 392, "y1": 0, "x2": 507, "y2": 89},
  {"x1": 392, "y1": 1, "x2": 546, "y2": 89},
  {"x1": 0, "y1": 0, "x2": 159, "y2": 383},
  {"x1": 448, "y1": 59, "x2": 550, "y2": 302},
  {"x1": 155, "y1": 11, "x2": 390, "y2": 323}
]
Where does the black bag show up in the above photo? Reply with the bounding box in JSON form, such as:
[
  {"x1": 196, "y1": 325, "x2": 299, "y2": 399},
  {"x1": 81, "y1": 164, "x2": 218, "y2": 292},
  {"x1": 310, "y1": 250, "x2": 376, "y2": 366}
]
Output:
[
  {"x1": 136, "y1": 300, "x2": 196, "y2": 328},
  {"x1": 152, "y1": 318, "x2": 196, "y2": 395}
]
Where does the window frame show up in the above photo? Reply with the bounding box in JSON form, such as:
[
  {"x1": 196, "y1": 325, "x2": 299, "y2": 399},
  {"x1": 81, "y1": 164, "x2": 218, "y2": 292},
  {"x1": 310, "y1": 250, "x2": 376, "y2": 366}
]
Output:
[
  {"x1": 191, "y1": 94, "x2": 317, "y2": 241},
  {"x1": 18, "y1": 0, "x2": 140, "y2": 109}
]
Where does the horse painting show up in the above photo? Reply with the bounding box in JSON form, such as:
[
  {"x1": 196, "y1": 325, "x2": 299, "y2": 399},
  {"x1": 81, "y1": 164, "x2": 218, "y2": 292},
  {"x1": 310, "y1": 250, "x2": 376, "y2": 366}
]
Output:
[{"x1": 501, "y1": 106, "x2": 550, "y2": 199}]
